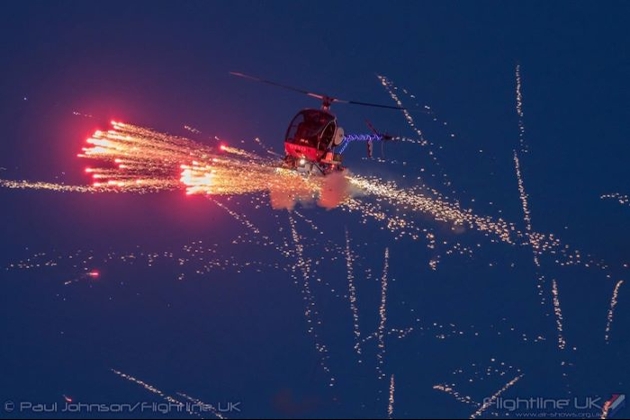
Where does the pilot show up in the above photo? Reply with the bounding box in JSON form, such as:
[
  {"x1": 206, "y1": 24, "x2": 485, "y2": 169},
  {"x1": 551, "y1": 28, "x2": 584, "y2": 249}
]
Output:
[{"x1": 295, "y1": 121, "x2": 308, "y2": 140}]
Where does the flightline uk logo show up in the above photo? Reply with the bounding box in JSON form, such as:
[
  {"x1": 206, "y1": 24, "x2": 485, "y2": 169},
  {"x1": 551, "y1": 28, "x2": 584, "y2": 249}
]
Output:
[{"x1": 483, "y1": 393, "x2": 625, "y2": 418}]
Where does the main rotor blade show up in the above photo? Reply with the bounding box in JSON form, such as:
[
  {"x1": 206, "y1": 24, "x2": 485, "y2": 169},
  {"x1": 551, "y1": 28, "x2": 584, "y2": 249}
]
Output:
[
  {"x1": 343, "y1": 99, "x2": 406, "y2": 110},
  {"x1": 229, "y1": 71, "x2": 325, "y2": 99},
  {"x1": 230, "y1": 71, "x2": 409, "y2": 110}
]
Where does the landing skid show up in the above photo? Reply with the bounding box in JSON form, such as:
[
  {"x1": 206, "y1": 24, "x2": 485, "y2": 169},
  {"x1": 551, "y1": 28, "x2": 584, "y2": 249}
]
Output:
[{"x1": 282, "y1": 156, "x2": 344, "y2": 176}]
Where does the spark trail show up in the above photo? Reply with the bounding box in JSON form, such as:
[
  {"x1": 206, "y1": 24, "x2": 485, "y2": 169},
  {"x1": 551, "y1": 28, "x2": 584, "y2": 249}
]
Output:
[
  {"x1": 377, "y1": 75, "x2": 453, "y2": 190},
  {"x1": 293, "y1": 210, "x2": 320, "y2": 232},
  {"x1": 177, "y1": 392, "x2": 225, "y2": 420},
  {"x1": 64, "y1": 270, "x2": 99, "y2": 286},
  {"x1": 604, "y1": 280, "x2": 624, "y2": 343},
  {"x1": 435, "y1": 359, "x2": 524, "y2": 415},
  {"x1": 388, "y1": 374, "x2": 395, "y2": 419},
  {"x1": 512, "y1": 65, "x2": 565, "y2": 350},
  {"x1": 110, "y1": 369, "x2": 206, "y2": 418},
  {"x1": 345, "y1": 228, "x2": 363, "y2": 360},
  {"x1": 287, "y1": 213, "x2": 335, "y2": 387},
  {"x1": 342, "y1": 174, "x2": 596, "y2": 276},
  {"x1": 0, "y1": 179, "x2": 109, "y2": 193},
  {"x1": 376, "y1": 248, "x2": 390, "y2": 380},
  {"x1": 359, "y1": 327, "x2": 416, "y2": 346},
  {"x1": 602, "y1": 400, "x2": 612, "y2": 419},
  {"x1": 515, "y1": 64, "x2": 528, "y2": 154},
  {"x1": 208, "y1": 197, "x2": 263, "y2": 236},
  {"x1": 551, "y1": 279, "x2": 566, "y2": 350},
  {"x1": 433, "y1": 384, "x2": 477, "y2": 406},
  {"x1": 348, "y1": 175, "x2": 521, "y2": 245},
  {"x1": 469, "y1": 374, "x2": 524, "y2": 419},
  {"x1": 601, "y1": 193, "x2": 630, "y2": 207},
  {"x1": 514, "y1": 151, "x2": 547, "y2": 300}
]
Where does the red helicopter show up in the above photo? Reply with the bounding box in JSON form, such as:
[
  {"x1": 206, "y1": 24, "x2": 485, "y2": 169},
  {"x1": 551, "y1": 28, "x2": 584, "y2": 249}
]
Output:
[{"x1": 230, "y1": 72, "x2": 401, "y2": 175}]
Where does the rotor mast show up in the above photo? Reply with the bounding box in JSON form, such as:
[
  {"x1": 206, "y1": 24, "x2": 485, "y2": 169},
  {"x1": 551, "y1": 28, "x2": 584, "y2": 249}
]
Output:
[{"x1": 321, "y1": 96, "x2": 334, "y2": 111}]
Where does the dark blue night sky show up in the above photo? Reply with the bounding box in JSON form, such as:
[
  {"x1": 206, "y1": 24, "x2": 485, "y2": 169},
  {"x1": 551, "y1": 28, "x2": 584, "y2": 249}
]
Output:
[{"x1": 1, "y1": 2, "x2": 629, "y2": 419}]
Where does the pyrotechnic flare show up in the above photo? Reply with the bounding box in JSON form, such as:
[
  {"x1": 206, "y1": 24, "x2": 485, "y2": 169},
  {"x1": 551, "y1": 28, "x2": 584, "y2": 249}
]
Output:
[{"x1": 78, "y1": 122, "x2": 352, "y2": 209}]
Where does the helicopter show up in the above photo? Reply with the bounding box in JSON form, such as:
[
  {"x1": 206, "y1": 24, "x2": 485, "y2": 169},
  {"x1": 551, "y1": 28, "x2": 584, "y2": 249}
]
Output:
[{"x1": 230, "y1": 72, "x2": 402, "y2": 175}]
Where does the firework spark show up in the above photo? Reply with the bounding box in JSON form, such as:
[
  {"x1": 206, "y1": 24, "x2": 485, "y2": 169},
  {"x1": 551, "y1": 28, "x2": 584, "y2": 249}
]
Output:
[
  {"x1": 551, "y1": 279, "x2": 566, "y2": 350},
  {"x1": 513, "y1": 151, "x2": 548, "y2": 303},
  {"x1": 64, "y1": 270, "x2": 99, "y2": 286},
  {"x1": 513, "y1": 66, "x2": 565, "y2": 351},
  {"x1": 433, "y1": 384, "x2": 478, "y2": 406},
  {"x1": 287, "y1": 213, "x2": 335, "y2": 387},
  {"x1": 469, "y1": 374, "x2": 524, "y2": 419},
  {"x1": 434, "y1": 359, "x2": 524, "y2": 418},
  {"x1": 347, "y1": 175, "x2": 521, "y2": 245},
  {"x1": 208, "y1": 197, "x2": 263, "y2": 236},
  {"x1": 0, "y1": 179, "x2": 109, "y2": 193},
  {"x1": 605, "y1": 280, "x2": 624, "y2": 343},
  {"x1": 177, "y1": 392, "x2": 225, "y2": 420},
  {"x1": 515, "y1": 64, "x2": 528, "y2": 154},
  {"x1": 345, "y1": 228, "x2": 363, "y2": 360},
  {"x1": 377, "y1": 75, "x2": 454, "y2": 191},
  {"x1": 601, "y1": 193, "x2": 630, "y2": 207},
  {"x1": 376, "y1": 248, "x2": 389, "y2": 380},
  {"x1": 388, "y1": 374, "x2": 395, "y2": 419},
  {"x1": 110, "y1": 369, "x2": 206, "y2": 418}
]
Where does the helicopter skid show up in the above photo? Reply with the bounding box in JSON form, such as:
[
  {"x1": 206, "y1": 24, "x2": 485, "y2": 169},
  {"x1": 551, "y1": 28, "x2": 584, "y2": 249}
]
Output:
[{"x1": 282, "y1": 155, "x2": 343, "y2": 176}]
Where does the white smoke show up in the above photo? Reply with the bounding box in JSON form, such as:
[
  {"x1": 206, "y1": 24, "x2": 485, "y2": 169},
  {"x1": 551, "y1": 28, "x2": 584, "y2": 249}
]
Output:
[{"x1": 268, "y1": 170, "x2": 359, "y2": 211}]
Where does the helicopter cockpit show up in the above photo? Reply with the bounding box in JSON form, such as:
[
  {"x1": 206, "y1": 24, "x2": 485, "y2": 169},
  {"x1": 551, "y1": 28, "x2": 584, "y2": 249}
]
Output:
[{"x1": 285, "y1": 109, "x2": 337, "y2": 151}]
